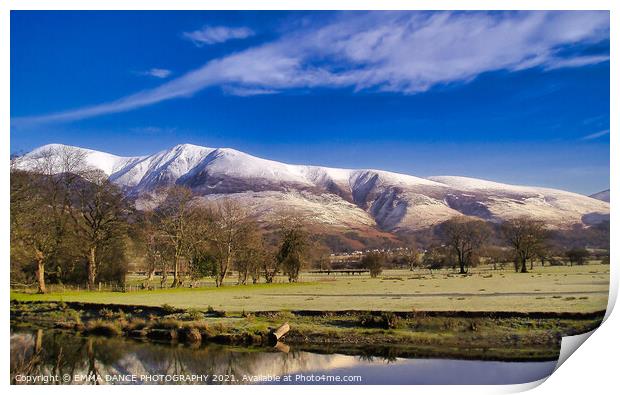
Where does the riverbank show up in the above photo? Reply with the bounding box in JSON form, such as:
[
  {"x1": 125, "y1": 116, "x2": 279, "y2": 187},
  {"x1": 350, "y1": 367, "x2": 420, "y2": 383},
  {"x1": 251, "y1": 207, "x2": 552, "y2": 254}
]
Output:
[{"x1": 10, "y1": 300, "x2": 604, "y2": 362}]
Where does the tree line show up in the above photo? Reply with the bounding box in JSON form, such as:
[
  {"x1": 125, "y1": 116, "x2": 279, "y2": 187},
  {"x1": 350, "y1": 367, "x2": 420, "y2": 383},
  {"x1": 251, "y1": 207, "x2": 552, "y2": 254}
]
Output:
[
  {"x1": 10, "y1": 147, "x2": 609, "y2": 292},
  {"x1": 134, "y1": 186, "x2": 311, "y2": 289},
  {"x1": 11, "y1": 148, "x2": 128, "y2": 293},
  {"x1": 363, "y1": 216, "x2": 608, "y2": 277},
  {"x1": 10, "y1": 147, "x2": 312, "y2": 293}
]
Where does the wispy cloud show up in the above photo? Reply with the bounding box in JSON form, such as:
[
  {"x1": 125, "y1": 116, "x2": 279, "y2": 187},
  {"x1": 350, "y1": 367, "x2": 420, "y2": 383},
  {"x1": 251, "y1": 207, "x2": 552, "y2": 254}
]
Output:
[
  {"x1": 140, "y1": 68, "x2": 173, "y2": 78},
  {"x1": 582, "y1": 129, "x2": 610, "y2": 140},
  {"x1": 582, "y1": 114, "x2": 607, "y2": 125},
  {"x1": 544, "y1": 55, "x2": 610, "y2": 70},
  {"x1": 13, "y1": 11, "x2": 609, "y2": 125},
  {"x1": 183, "y1": 25, "x2": 254, "y2": 46},
  {"x1": 222, "y1": 86, "x2": 279, "y2": 96}
]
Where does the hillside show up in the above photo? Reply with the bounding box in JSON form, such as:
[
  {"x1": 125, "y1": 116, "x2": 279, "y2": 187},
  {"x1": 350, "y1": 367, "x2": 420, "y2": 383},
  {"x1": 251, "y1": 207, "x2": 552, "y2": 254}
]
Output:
[
  {"x1": 15, "y1": 143, "x2": 610, "y2": 245},
  {"x1": 589, "y1": 189, "x2": 610, "y2": 202}
]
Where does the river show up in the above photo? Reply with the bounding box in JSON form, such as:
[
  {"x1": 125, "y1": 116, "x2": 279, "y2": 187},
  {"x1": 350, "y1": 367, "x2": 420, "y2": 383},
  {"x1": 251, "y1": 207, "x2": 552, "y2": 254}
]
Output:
[{"x1": 10, "y1": 329, "x2": 557, "y2": 385}]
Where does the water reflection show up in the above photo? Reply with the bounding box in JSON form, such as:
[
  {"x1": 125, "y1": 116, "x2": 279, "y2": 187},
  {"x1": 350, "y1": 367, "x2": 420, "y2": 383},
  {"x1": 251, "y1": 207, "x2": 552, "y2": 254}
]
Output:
[{"x1": 10, "y1": 329, "x2": 556, "y2": 385}]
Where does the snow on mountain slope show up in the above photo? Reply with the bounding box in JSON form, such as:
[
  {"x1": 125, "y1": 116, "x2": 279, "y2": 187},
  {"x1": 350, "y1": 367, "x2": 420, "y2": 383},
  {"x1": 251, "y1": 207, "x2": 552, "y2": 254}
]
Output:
[
  {"x1": 177, "y1": 148, "x2": 315, "y2": 194},
  {"x1": 589, "y1": 189, "x2": 610, "y2": 202},
  {"x1": 428, "y1": 176, "x2": 609, "y2": 227},
  {"x1": 111, "y1": 144, "x2": 215, "y2": 190},
  {"x1": 17, "y1": 143, "x2": 143, "y2": 176},
  {"x1": 15, "y1": 143, "x2": 610, "y2": 231},
  {"x1": 197, "y1": 190, "x2": 377, "y2": 228},
  {"x1": 429, "y1": 175, "x2": 583, "y2": 196}
]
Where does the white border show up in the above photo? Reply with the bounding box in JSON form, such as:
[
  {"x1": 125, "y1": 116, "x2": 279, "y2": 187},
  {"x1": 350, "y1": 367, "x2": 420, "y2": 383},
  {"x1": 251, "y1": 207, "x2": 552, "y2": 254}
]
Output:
[{"x1": 2, "y1": 1, "x2": 617, "y2": 394}]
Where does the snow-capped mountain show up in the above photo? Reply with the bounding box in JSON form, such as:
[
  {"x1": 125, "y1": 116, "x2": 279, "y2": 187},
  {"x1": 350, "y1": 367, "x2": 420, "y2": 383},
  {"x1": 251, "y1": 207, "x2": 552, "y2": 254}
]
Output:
[
  {"x1": 589, "y1": 189, "x2": 610, "y2": 202},
  {"x1": 15, "y1": 143, "x2": 610, "y2": 234}
]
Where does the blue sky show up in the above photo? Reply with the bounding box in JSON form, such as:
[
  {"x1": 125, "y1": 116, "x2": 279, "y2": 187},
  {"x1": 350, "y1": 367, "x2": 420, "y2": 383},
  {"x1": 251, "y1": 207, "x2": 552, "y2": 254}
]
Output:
[{"x1": 10, "y1": 11, "x2": 610, "y2": 194}]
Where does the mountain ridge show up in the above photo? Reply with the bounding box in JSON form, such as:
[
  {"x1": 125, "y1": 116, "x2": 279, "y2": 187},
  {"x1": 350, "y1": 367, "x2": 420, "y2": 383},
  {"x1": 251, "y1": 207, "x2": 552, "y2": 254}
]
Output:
[
  {"x1": 589, "y1": 189, "x2": 610, "y2": 202},
  {"x1": 16, "y1": 143, "x2": 610, "y2": 234}
]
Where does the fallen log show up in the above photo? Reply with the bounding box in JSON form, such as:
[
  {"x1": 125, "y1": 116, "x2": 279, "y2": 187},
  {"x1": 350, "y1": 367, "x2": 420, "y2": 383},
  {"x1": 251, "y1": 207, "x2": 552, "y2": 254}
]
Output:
[
  {"x1": 274, "y1": 341, "x2": 290, "y2": 353},
  {"x1": 268, "y1": 322, "x2": 290, "y2": 344}
]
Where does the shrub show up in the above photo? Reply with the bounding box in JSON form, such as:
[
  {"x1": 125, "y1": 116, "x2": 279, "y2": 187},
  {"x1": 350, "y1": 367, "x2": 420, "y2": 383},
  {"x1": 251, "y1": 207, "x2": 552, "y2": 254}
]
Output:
[
  {"x1": 161, "y1": 304, "x2": 177, "y2": 314},
  {"x1": 99, "y1": 308, "x2": 114, "y2": 318},
  {"x1": 125, "y1": 318, "x2": 147, "y2": 331},
  {"x1": 184, "y1": 309, "x2": 204, "y2": 321},
  {"x1": 362, "y1": 252, "x2": 385, "y2": 278},
  {"x1": 241, "y1": 310, "x2": 255, "y2": 320},
  {"x1": 179, "y1": 327, "x2": 202, "y2": 343},
  {"x1": 206, "y1": 306, "x2": 226, "y2": 317},
  {"x1": 469, "y1": 319, "x2": 481, "y2": 331},
  {"x1": 85, "y1": 320, "x2": 122, "y2": 336},
  {"x1": 117, "y1": 310, "x2": 127, "y2": 321},
  {"x1": 186, "y1": 321, "x2": 209, "y2": 331},
  {"x1": 153, "y1": 319, "x2": 183, "y2": 330},
  {"x1": 380, "y1": 312, "x2": 399, "y2": 329},
  {"x1": 67, "y1": 309, "x2": 82, "y2": 324},
  {"x1": 359, "y1": 312, "x2": 399, "y2": 329},
  {"x1": 146, "y1": 329, "x2": 178, "y2": 342},
  {"x1": 212, "y1": 322, "x2": 227, "y2": 333}
]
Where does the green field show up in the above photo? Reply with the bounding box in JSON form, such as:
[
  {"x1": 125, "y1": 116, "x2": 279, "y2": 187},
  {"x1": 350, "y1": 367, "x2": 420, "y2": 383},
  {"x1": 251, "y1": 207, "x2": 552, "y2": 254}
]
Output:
[{"x1": 11, "y1": 264, "x2": 609, "y2": 313}]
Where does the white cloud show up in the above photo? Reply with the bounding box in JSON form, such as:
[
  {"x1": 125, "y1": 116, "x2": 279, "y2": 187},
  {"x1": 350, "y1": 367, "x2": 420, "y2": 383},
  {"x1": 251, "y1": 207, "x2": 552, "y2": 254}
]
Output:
[
  {"x1": 222, "y1": 86, "x2": 279, "y2": 96},
  {"x1": 582, "y1": 129, "x2": 610, "y2": 140},
  {"x1": 183, "y1": 25, "x2": 254, "y2": 46},
  {"x1": 13, "y1": 11, "x2": 609, "y2": 125},
  {"x1": 544, "y1": 55, "x2": 610, "y2": 70},
  {"x1": 141, "y1": 68, "x2": 172, "y2": 78}
]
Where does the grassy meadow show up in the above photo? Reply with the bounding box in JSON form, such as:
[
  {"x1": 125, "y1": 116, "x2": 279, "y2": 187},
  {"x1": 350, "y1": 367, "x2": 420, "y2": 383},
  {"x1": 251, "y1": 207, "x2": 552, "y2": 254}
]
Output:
[{"x1": 11, "y1": 264, "x2": 609, "y2": 314}]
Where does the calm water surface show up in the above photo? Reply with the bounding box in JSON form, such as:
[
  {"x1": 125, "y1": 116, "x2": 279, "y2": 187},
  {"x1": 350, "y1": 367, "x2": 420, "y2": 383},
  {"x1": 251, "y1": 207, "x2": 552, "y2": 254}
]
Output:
[{"x1": 10, "y1": 329, "x2": 556, "y2": 385}]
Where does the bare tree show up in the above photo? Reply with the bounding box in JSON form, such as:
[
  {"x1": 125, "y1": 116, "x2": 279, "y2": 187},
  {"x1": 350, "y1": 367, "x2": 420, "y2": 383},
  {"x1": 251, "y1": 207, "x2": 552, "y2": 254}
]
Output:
[
  {"x1": 134, "y1": 210, "x2": 171, "y2": 289},
  {"x1": 261, "y1": 247, "x2": 279, "y2": 284},
  {"x1": 485, "y1": 246, "x2": 511, "y2": 270},
  {"x1": 184, "y1": 205, "x2": 218, "y2": 286},
  {"x1": 208, "y1": 199, "x2": 254, "y2": 287},
  {"x1": 501, "y1": 217, "x2": 548, "y2": 273},
  {"x1": 536, "y1": 249, "x2": 549, "y2": 267},
  {"x1": 10, "y1": 146, "x2": 86, "y2": 292},
  {"x1": 10, "y1": 169, "x2": 55, "y2": 293},
  {"x1": 71, "y1": 170, "x2": 127, "y2": 290},
  {"x1": 439, "y1": 217, "x2": 491, "y2": 274},
  {"x1": 154, "y1": 186, "x2": 195, "y2": 288},
  {"x1": 565, "y1": 248, "x2": 589, "y2": 266},
  {"x1": 234, "y1": 229, "x2": 265, "y2": 285},
  {"x1": 276, "y1": 216, "x2": 309, "y2": 282},
  {"x1": 310, "y1": 243, "x2": 332, "y2": 271},
  {"x1": 404, "y1": 243, "x2": 421, "y2": 271}
]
